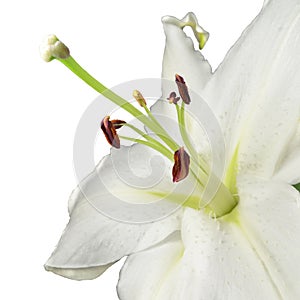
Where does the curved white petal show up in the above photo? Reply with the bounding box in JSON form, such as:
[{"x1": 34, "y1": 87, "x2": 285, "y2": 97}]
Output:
[
  {"x1": 237, "y1": 177, "x2": 300, "y2": 299},
  {"x1": 148, "y1": 12, "x2": 212, "y2": 145},
  {"x1": 44, "y1": 265, "x2": 111, "y2": 281},
  {"x1": 162, "y1": 12, "x2": 212, "y2": 98},
  {"x1": 45, "y1": 199, "x2": 181, "y2": 280},
  {"x1": 273, "y1": 146, "x2": 300, "y2": 184},
  {"x1": 45, "y1": 144, "x2": 192, "y2": 280},
  {"x1": 203, "y1": 1, "x2": 300, "y2": 177},
  {"x1": 117, "y1": 232, "x2": 183, "y2": 300},
  {"x1": 117, "y1": 208, "x2": 279, "y2": 300}
]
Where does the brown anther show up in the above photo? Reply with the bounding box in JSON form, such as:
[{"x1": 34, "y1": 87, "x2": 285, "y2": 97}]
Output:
[
  {"x1": 167, "y1": 91, "x2": 180, "y2": 104},
  {"x1": 133, "y1": 90, "x2": 147, "y2": 107},
  {"x1": 111, "y1": 119, "x2": 126, "y2": 130},
  {"x1": 101, "y1": 116, "x2": 124, "y2": 148},
  {"x1": 175, "y1": 74, "x2": 191, "y2": 104},
  {"x1": 172, "y1": 147, "x2": 190, "y2": 183}
]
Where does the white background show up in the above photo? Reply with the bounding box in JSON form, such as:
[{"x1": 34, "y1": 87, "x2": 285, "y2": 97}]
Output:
[{"x1": 0, "y1": 0, "x2": 262, "y2": 299}]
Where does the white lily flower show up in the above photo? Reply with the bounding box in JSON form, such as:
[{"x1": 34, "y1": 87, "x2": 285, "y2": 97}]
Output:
[{"x1": 44, "y1": 0, "x2": 300, "y2": 299}]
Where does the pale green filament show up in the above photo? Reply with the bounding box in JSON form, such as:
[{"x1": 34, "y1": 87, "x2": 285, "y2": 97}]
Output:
[
  {"x1": 122, "y1": 123, "x2": 164, "y2": 145},
  {"x1": 118, "y1": 136, "x2": 173, "y2": 161},
  {"x1": 119, "y1": 124, "x2": 205, "y2": 188},
  {"x1": 119, "y1": 123, "x2": 174, "y2": 161},
  {"x1": 176, "y1": 103, "x2": 205, "y2": 173},
  {"x1": 174, "y1": 102, "x2": 237, "y2": 216},
  {"x1": 176, "y1": 102, "x2": 210, "y2": 174}
]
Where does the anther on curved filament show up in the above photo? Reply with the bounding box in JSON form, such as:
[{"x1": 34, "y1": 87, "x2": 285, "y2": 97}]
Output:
[
  {"x1": 172, "y1": 147, "x2": 190, "y2": 182},
  {"x1": 101, "y1": 116, "x2": 126, "y2": 149}
]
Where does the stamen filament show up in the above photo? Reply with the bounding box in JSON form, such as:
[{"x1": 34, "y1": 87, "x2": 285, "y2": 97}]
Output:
[
  {"x1": 122, "y1": 123, "x2": 168, "y2": 147},
  {"x1": 120, "y1": 134, "x2": 206, "y2": 198},
  {"x1": 121, "y1": 123, "x2": 176, "y2": 158},
  {"x1": 122, "y1": 120, "x2": 207, "y2": 191},
  {"x1": 174, "y1": 98, "x2": 237, "y2": 216},
  {"x1": 175, "y1": 102, "x2": 208, "y2": 175},
  {"x1": 58, "y1": 56, "x2": 178, "y2": 151},
  {"x1": 119, "y1": 135, "x2": 174, "y2": 161}
]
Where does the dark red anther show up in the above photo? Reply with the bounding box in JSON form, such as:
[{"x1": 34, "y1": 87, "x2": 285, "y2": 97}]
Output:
[
  {"x1": 167, "y1": 91, "x2": 180, "y2": 104},
  {"x1": 172, "y1": 147, "x2": 190, "y2": 183},
  {"x1": 111, "y1": 119, "x2": 126, "y2": 130},
  {"x1": 101, "y1": 116, "x2": 125, "y2": 149},
  {"x1": 175, "y1": 74, "x2": 191, "y2": 105}
]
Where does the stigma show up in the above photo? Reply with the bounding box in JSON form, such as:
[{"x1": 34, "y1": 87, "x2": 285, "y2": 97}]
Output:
[{"x1": 40, "y1": 34, "x2": 70, "y2": 62}]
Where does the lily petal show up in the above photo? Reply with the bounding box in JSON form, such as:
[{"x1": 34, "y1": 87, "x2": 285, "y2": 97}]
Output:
[
  {"x1": 44, "y1": 265, "x2": 111, "y2": 281},
  {"x1": 237, "y1": 176, "x2": 300, "y2": 299},
  {"x1": 117, "y1": 232, "x2": 183, "y2": 300},
  {"x1": 117, "y1": 208, "x2": 279, "y2": 300},
  {"x1": 148, "y1": 12, "x2": 212, "y2": 145},
  {"x1": 45, "y1": 144, "x2": 192, "y2": 280},
  {"x1": 162, "y1": 12, "x2": 212, "y2": 97},
  {"x1": 273, "y1": 122, "x2": 300, "y2": 184},
  {"x1": 203, "y1": 0, "x2": 300, "y2": 178}
]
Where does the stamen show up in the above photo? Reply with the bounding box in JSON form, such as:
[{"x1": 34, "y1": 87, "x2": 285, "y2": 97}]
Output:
[
  {"x1": 175, "y1": 74, "x2": 191, "y2": 104},
  {"x1": 133, "y1": 90, "x2": 147, "y2": 107},
  {"x1": 167, "y1": 92, "x2": 180, "y2": 104},
  {"x1": 101, "y1": 116, "x2": 125, "y2": 148},
  {"x1": 172, "y1": 147, "x2": 190, "y2": 182}
]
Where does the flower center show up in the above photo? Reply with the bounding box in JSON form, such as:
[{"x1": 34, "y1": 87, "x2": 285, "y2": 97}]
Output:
[{"x1": 40, "y1": 35, "x2": 238, "y2": 217}]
